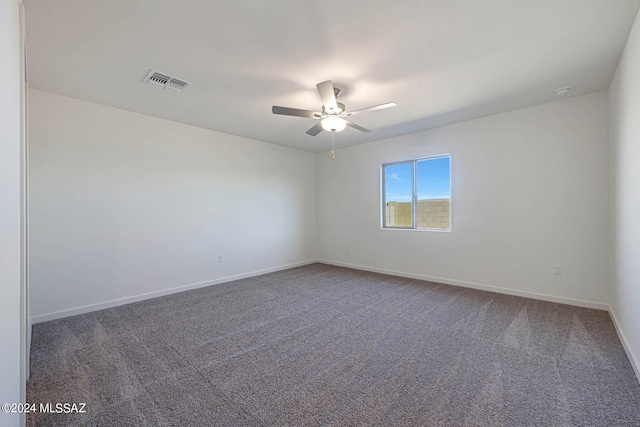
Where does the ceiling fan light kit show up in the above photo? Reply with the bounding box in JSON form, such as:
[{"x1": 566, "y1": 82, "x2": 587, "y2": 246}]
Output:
[{"x1": 321, "y1": 116, "x2": 347, "y2": 132}]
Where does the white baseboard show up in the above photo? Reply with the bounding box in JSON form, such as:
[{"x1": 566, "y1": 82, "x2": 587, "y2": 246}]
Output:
[
  {"x1": 318, "y1": 259, "x2": 609, "y2": 311},
  {"x1": 607, "y1": 306, "x2": 640, "y2": 384},
  {"x1": 30, "y1": 259, "x2": 319, "y2": 324}
]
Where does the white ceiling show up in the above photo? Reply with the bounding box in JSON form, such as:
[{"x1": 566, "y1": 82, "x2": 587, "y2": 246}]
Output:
[{"x1": 24, "y1": 0, "x2": 640, "y2": 152}]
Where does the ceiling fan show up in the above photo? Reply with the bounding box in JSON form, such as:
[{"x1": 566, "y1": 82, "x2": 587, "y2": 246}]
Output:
[{"x1": 272, "y1": 80, "x2": 396, "y2": 136}]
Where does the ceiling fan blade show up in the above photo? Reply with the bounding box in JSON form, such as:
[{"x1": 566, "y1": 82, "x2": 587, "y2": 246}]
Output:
[
  {"x1": 345, "y1": 120, "x2": 372, "y2": 133},
  {"x1": 272, "y1": 106, "x2": 321, "y2": 118},
  {"x1": 345, "y1": 102, "x2": 396, "y2": 116},
  {"x1": 306, "y1": 121, "x2": 324, "y2": 136},
  {"x1": 316, "y1": 80, "x2": 338, "y2": 112}
]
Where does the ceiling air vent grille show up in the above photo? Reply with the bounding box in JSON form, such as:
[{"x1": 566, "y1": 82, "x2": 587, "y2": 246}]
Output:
[
  {"x1": 143, "y1": 70, "x2": 189, "y2": 93},
  {"x1": 165, "y1": 78, "x2": 188, "y2": 93}
]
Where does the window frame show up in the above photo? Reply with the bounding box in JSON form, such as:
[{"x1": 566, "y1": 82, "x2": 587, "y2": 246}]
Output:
[{"x1": 381, "y1": 154, "x2": 451, "y2": 231}]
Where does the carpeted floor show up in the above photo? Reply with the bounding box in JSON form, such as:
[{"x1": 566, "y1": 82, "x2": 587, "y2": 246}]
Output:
[{"x1": 27, "y1": 263, "x2": 640, "y2": 426}]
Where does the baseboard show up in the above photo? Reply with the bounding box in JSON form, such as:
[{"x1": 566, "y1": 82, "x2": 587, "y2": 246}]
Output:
[
  {"x1": 318, "y1": 259, "x2": 609, "y2": 311},
  {"x1": 30, "y1": 259, "x2": 319, "y2": 324},
  {"x1": 607, "y1": 306, "x2": 640, "y2": 384}
]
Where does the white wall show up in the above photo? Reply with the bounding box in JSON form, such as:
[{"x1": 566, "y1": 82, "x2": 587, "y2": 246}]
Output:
[
  {"x1": 318, "y1": 91, "x2": 611, "y2": 307},
  {"x1": 610, "y1": 9, "x2": 640, "y2": 378},
  {"x1": 29, "y1": 89, "x2": 317, "y2": 321},
  {"x1": 0, "y1": 0, "x2": 24, "y2": 425}
]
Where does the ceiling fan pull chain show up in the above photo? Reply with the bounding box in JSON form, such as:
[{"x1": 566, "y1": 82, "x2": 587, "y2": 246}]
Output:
[{"x1": 331, "y1": 131, "x2": 335, "y2": 160}]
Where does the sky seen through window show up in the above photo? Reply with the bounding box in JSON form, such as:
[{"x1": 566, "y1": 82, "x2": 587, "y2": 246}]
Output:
[{"x1": 385, "y1": 157, "x2": 450, "y2": 203}]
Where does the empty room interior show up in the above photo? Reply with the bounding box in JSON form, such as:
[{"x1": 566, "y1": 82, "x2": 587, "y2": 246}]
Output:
[{"x1": 3, "y1": 0, "x2": 640, "y2": 425}]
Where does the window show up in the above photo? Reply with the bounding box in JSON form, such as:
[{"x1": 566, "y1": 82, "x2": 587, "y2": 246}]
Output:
[{"x1": 382, "y1": 155, "x2": 451, "y2": 230}]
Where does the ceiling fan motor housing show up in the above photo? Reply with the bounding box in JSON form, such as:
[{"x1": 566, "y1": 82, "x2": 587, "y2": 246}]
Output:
[{"x1": 323, "y1": 102, "x2": 345, "y2": 115}]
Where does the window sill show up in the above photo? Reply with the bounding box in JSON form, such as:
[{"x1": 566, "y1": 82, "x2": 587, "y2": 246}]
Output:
[{"x1": 380, "y1": 227, "x2": 451, "y2": 233}]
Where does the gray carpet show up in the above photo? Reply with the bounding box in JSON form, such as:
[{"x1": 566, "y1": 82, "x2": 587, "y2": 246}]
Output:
[{"x1": 27, "y1": 263, "x2": 640, "y2": 426}]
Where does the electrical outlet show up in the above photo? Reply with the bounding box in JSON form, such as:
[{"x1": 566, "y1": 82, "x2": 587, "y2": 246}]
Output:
[
  {"x1": 218, "y1": 254, "x2": 224, "y2": 263},
  {"x1": 554, "y1": 264, "x2": 562, "y2": 276}
]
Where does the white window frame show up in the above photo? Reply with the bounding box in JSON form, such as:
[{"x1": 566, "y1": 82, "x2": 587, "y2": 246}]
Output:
[{"x1": 381, "y1": 154, "x2": 451, "y2": 231}]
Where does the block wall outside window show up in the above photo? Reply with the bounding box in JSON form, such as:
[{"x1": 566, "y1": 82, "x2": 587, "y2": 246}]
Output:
[{"x1": 385, "y1": 199, "x2": 451, "y2": 229}]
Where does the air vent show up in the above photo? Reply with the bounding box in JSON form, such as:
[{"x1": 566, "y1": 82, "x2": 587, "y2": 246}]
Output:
[
  {"x1": 165, "y1": 78, "x2": 188, "y2": 93},
  {"x1": 143, "y1": 70, "x2": 189, "y2": 93}
]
